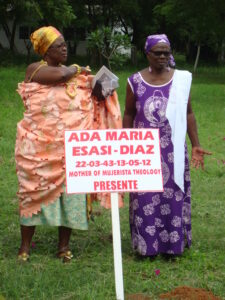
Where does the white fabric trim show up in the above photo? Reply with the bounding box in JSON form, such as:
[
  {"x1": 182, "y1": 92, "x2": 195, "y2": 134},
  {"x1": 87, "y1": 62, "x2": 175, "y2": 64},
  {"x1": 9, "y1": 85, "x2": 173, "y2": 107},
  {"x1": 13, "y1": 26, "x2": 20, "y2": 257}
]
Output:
[
  {"x1": 166, "y1": 70, "x2": 192, "y2": 192},
  {"x1": 127, "y1": 78, "x2": 134, "y2": 93}
]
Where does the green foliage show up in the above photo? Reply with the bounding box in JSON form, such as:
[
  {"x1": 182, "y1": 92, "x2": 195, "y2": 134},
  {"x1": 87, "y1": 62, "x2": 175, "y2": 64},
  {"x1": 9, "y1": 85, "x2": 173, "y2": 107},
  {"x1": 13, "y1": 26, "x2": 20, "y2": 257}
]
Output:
[
  {"x1": 153, "y1": 0, "x2": 225, "y2": 65},
  {"x1": 1, "y1": 1, "x2": 225, "y2": 65},
  {"x1": 87, "y1": 26, "x2": 131, "y2": 69},
  {"x1": 0, "y1": 0, "x2": 75, "y2": 27},
  {"x1": 0, "y1": 0, "x2": 76, "y2": 53},
  {"x1": 35, "y1": 0, "x2": 76, "y2": 28},
  {"x1": 110, "y1": 53, "x2": 130, "y2": 70}
]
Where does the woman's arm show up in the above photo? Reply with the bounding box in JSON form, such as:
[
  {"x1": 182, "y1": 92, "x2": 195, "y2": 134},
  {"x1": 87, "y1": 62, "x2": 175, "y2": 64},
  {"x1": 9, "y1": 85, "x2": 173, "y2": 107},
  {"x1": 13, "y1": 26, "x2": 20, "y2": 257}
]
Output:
[
  {"x1": 187, "y1": 98, "x2": 212, "y2": 169},
  {"x1": 25, "y1": 63, "x2": 90, "y2": 84},
  {"x1": 123, "y1": 82, "x2": 136, "y2": 128},
  {"x1": 187, "y1": 98, "x2": 200, "y2": 147}
]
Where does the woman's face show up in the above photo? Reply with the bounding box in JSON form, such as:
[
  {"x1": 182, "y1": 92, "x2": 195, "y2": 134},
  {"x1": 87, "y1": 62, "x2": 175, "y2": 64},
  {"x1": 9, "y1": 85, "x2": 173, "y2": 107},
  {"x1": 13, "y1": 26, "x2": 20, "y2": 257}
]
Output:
[
  {"x1": 46, "y1": 36, "x2": 67, "y2": 64},
  {"x1": 147, "y1": 43, "x2": 171, "y2": 70}
]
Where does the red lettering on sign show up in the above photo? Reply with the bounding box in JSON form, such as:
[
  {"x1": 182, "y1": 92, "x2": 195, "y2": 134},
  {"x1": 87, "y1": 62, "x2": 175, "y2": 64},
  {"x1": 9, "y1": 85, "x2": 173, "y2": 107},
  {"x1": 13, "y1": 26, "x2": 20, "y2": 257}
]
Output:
[
  {"x1": 68, "y1": 132, "x2": 79, "y2": 142},
  {"x1": 106, "y1": 131, "x2": 117, "y2": 141},
  {"x1": 146, "y1": 145, "x2": 154, "y2": 154},
  {"x1": 105, "y1": 130, "x2": 155, "y2": 141},
  {"x1": 90, "y1": 132, "x2": 101, "y2": 141},
  {"x1": 120, "y1": 145, "x2": 154, "y2": 155},
  {"x1": 93, "y1": 180, "x2": 138, "y2": 191},
  {"x1": 72, "y1": 145, "x2": 111, "y2": 156},
  {"x1": 118, "y1": 131, "x2": 129, "y2": 140},
  {"x1": 144, "y1": 131, "x2": 154, "y2": 140},
  {"x1": 68, "y1": 131, "x2": 101, "y2": 142}
]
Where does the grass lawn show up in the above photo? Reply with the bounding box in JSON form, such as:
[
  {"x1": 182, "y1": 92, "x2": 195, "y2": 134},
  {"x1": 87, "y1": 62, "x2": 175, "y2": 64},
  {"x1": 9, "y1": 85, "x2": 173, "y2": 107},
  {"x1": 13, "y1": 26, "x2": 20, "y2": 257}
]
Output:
[{"x1": 0, "y1": 64, "x2": 224, "y2": 300}]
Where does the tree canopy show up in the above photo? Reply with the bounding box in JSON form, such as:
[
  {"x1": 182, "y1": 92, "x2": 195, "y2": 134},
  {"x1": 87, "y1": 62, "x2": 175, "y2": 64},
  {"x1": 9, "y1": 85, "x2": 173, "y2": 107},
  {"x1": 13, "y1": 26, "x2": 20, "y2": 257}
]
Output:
[{"x1": 1, "y1": 0, "x2": 224, "y2": 65}]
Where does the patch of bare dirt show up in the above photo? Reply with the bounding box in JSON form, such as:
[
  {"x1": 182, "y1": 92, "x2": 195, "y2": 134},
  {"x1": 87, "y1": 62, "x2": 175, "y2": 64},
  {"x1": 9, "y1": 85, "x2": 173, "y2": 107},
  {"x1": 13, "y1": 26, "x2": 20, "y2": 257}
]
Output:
[
  {"x1": 126, "y1": 286, "x2": 222, "y2": 300},
  {"x1": 159, "y1": 286, "x2": 222, "y2": 300}
]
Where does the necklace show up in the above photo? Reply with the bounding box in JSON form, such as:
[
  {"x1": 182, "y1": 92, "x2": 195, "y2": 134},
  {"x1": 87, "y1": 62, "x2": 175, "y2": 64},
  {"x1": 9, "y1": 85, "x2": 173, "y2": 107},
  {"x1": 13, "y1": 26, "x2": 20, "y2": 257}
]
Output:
[
  {"x1": 40, "y1": 59, "x2": 62, "y2": 67},
  {"x1": 40, "y1": 59, "x2": 47, "y2": 65},
  {"x1": 66, "y1": 77, "x2": 77, "y2": 99}
]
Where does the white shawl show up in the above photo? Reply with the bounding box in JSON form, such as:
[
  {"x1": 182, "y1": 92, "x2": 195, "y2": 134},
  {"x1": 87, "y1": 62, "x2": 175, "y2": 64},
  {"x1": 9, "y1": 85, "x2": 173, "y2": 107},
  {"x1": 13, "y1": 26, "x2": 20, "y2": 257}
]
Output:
[{"x1": 166, "y1": 70, "x2": 192, "y2": 192}]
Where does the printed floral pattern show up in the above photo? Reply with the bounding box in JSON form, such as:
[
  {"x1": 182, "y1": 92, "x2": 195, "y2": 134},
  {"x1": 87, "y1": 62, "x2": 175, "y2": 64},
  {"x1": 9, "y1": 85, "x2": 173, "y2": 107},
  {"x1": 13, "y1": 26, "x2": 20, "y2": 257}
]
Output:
[
  {"x1": 171, "y1": 216, "x2": 182, "y2": 227},
  {"x1": 160, "y1": 134, "x2": 170, "y2": 149},
  {"x1": 145, "y1": 226, "x2": 156, "y2": 236},
  {"x1": 152, "y1": 194, "x2": 161, "y2": 206},
  {"x1": 167, "y1": 152, "x2": 174, "y2": 163},
  {"x1": 129, "y1": 72, "x2": 191, "y2": 256},
  {"x1": 21, "y1": 190, "x2": 88, "y2": 230},
  {"x1": 143, "y1": 203, "x2": 155, "y2": 215},
  {"x1": 16, "y1": 75, "x2": 122, "y2": 218},
  {"x1": 155, "y1": 218, "x2": 164, "y2": 228},
  {"x1": 160, "y1": 204, "x2": 171, "y2": 215},
  {"x1": 137, "y1": 84, "x2": 146, "y2": 97},
  {"x1": 163, "y1": 188, "x2": 174, "y2": 199}
]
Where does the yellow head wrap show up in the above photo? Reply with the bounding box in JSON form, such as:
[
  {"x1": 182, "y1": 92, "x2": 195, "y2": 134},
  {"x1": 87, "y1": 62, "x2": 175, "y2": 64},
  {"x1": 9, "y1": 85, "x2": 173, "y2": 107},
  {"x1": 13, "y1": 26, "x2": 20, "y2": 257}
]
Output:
[{"x1": 30, "y1": 26, "x2": 62, "y2": 56}]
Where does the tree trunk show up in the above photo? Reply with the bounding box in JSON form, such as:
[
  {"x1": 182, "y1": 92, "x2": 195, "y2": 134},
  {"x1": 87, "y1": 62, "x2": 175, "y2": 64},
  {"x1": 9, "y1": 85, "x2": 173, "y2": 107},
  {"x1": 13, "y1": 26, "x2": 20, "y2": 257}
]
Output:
[
  {"x1": 107, "y1": 59, "x2": 111, "y2": 70},
  {"x1": 99, "y1": 52, "x2": 103, "y2": 66},
  {"x1": 24, "y1": 40, "x2": 32, "y2": 63},
  {"x1": 131, "y1": 19, "x2": 139, "y2": 65},
  {"x1": 219, "y1": 39, "x2": 225, "y2": 63},
  {"x1": 10, "y1": 18, "x2": 17, "y2": 52},
  {"x1": 1, "y1": 21, "x2": 11, "y2": 47},
  {"x1": 185, "y1": 36, "x2": 191, "y2": 62},
  {"x1": 131, "y1": 45, "x2": 137, "y2": 66},
  {"x1": 1, "y1": 19, "x2": 18, "y2": 53},
  {"x1": 193, "y1": 43, "x2": 201, "y2": 72}
]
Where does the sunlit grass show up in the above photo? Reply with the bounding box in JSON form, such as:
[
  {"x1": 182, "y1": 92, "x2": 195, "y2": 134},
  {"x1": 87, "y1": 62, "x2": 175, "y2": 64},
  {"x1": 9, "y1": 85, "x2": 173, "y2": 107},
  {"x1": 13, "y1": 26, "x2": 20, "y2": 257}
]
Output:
[{"x1": 0, "y1": 65, "x2": 224, "y2": 300}]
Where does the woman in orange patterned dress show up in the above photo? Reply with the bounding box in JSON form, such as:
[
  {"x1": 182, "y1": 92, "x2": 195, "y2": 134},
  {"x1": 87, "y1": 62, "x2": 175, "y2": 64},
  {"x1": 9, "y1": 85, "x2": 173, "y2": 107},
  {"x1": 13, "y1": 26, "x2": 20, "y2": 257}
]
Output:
[{"x1": 15, "y1": 26, "x2": 122, "y2": 262}]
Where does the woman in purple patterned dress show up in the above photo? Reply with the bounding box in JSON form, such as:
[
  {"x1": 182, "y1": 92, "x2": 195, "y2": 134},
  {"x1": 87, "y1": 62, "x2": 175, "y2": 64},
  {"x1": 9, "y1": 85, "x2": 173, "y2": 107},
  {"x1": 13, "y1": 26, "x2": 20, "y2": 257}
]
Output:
[{"x1": 123, "y1": 34, "x2": 211, "y2": 257}]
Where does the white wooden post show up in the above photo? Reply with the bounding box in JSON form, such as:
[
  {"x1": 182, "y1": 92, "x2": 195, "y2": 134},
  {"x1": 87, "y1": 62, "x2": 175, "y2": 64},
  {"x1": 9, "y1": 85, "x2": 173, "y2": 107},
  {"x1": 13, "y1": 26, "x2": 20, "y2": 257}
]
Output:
[{"x1": 111, "y1": 192, "x2": 124, "y2": 300}]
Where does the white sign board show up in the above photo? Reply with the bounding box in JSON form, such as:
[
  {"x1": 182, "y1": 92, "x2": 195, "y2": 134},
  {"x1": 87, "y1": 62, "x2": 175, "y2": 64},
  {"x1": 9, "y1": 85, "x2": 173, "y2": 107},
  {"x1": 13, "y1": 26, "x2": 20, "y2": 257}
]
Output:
[{"x1": 65, "y1": 129, "x2": 163, "y2": 194}]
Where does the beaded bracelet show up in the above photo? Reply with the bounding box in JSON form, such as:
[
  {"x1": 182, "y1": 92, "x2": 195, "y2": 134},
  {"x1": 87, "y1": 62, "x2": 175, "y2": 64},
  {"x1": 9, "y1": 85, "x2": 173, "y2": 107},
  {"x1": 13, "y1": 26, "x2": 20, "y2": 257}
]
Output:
[{"x1": 71, "y1": 64, "x2": 81, "y2": 76}]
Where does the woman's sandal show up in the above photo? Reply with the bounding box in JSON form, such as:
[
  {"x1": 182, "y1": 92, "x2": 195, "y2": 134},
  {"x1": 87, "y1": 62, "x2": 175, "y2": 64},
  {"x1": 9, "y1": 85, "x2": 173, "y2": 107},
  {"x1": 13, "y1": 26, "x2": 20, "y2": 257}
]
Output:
[
  {"x1": 57, "y1": 250, "x2": 73, "y2": 263},
  {"x1": 18, "y1": 252, "x2": 30, "y2": 262}
]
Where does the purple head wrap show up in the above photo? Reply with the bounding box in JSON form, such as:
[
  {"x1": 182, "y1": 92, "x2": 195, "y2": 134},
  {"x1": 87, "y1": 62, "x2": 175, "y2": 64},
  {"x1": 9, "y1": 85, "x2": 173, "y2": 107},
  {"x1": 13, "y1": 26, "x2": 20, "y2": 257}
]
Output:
[{"x1": 144, "y1": 34, "x2": 175, "y2": 67}]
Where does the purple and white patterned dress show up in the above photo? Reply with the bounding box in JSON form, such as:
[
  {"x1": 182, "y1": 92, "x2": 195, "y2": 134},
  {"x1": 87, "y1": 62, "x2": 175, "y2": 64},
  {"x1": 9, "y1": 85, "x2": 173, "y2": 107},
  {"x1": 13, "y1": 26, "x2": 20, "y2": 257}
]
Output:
[{"x1": 128, "y1": 72, "x2": 191, "y2": 256}]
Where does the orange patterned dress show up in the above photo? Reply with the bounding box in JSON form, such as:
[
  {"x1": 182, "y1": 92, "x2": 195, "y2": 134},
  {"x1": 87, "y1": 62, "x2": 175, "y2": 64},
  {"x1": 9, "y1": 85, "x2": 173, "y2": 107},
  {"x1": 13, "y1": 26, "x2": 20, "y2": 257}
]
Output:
[{"x1": 15, "y1": 74, "x2": 123, "y2": 222}]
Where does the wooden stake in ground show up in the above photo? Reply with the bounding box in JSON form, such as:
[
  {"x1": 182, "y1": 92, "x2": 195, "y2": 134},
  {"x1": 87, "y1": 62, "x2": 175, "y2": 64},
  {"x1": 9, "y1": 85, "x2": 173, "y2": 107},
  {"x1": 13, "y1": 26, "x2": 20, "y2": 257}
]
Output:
[{"x1": 111, "y1": 192, "x2": 124, "y2": 300}]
